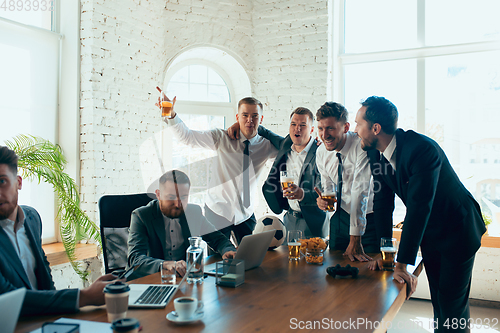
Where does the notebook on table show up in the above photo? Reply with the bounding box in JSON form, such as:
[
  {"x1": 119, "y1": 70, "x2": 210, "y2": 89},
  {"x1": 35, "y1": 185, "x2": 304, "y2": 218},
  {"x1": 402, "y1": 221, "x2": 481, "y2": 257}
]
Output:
[
  {"x1": 205, "y1": 230, "x2": 275, "y2": 275},
  {"x1": 128, "y1": 254, "x2": 199, "y2": 309}
]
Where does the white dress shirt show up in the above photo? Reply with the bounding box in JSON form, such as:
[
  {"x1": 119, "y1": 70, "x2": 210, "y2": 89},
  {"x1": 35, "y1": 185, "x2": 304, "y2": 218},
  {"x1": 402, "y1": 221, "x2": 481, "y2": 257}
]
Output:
[
  {"x1": 0, "y1": 208, "x2": 38, "y2": 289},
  {"x1": 382, "y1": 135, "x2": 397, "y2": 170},
  {"x1": 164, "y1": 115, "x2": 278, "y2": 225},
  {"x1": 316, "y1": 131, "x2": 374, "y2": 236},
  {"x1": 286, "y1": 137, "x2": 314, "y2": 211}
]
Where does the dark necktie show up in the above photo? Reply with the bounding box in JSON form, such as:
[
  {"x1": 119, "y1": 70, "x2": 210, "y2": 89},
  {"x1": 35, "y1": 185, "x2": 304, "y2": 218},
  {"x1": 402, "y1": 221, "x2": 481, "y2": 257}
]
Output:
[
  {"x1": 243, "y1": 140, "x2": 250, "y2": 208},
  {"x1": 336, "y1": 152, "x2": 343, "y2": 224},
  {"x1": 381, "y1": 154, "x2": 397, "y2": 189}
]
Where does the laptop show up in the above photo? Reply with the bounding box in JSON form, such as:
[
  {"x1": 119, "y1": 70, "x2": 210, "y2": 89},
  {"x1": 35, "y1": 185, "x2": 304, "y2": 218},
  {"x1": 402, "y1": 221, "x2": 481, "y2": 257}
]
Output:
[
  {"x1": 0, "y1": 288, "x2": 26, "y2": 333},
  {"x1": 128, "y1": 254, "x2": 199, "y2": 309},
  {"x1": 205, "y1": 230, "x2": 275, "y2": 275}
]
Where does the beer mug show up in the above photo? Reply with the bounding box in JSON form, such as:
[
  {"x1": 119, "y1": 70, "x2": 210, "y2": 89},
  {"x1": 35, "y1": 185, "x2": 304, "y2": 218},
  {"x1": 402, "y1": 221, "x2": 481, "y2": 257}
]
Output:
[
  {"x1": 319, "y1": 182, "x2": 337, "y2": 212},
  {"x1": 380, "y1": 238, "x2": 397, "y2": 271},
  {"x1": 287, "y1": 230, "x2": 303, "y2": 261},
  {"x1": 280, "y1": 171, "x2": 294, "y2": 192}
]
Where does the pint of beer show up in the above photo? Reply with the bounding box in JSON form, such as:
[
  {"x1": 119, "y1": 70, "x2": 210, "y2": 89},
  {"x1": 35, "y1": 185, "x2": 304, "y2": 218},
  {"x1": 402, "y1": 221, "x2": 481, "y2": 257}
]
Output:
[
  {"x1": 280, "y1": 171, "x2": 294, "y2": 191},
  {"x1": 380, "y1": 238, "x2": 397, "y2": 271},
  {"x1": 161, "y1": 100, "x2": 173, "y2": 117},
  {"x1": 321, "y1": 193, "x2": 336, "y2": 212},
  {"x1": 288, "y1": 242, "x2": 301, "y2": 260},
  {"x1": 287, "y1": 230, "x2": 303, "y2": 261},
  {"x1": 281, "y1": 178, "x2": 294, "y2": 191}
]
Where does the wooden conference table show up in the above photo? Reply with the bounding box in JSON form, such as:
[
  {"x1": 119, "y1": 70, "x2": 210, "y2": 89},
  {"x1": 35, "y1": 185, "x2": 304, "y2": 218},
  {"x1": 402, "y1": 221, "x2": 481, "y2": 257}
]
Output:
[{"x1": 16, "y1": 247, "x2": 422, "y2": 333}]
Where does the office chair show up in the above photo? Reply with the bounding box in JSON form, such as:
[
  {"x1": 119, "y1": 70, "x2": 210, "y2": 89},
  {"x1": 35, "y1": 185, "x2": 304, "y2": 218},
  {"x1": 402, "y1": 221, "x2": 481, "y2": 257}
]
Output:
[{"x1": 98, "y1": 193, "x2": 155, "y2": 274}]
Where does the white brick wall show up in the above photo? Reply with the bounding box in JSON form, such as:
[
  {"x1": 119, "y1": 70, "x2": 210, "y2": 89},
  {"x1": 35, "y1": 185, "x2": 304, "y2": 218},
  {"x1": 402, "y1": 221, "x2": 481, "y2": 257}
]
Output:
[
  {"x1": 252, "y1": 0, "x2": 329, "y2": 218},
  {"x1": 79, "y1": 0, "x2": 329, "y2": 223},
  {"x1": 80, "y1": 0, "x2": 166, "y2": 222},
  {"x1": 253, "y1": 0, "x2": 329, "y2": 138}
]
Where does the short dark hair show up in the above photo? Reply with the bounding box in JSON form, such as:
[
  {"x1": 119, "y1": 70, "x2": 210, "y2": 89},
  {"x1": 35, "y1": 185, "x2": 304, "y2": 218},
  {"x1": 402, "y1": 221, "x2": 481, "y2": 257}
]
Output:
[
  {"x1": 316, "y1": 102, "x2": 348, "y2": 123},
  {"x1": 361, "y1": 96, "x2": 398, "y2": 135},
  {"x1": 0, "y1": 146, "x2": 19, "y2": 176},
  {"x1": 159, "y1": 170, "x2": 190, "y2": 187},
  {"x1": 238, "y1": 97, "x2": 263, "y2": 111},
  {"x1": 290, "y1": 107, "x2": 314, "y2": 123}
]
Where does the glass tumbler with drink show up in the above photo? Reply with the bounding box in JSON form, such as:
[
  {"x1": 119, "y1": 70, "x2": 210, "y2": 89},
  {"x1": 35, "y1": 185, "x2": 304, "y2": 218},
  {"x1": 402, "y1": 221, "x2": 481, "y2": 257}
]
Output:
[
  {"x1": 280, "y1": 171, "x2": 294, "y2": 193},
  {"x1": 318, "y1": 182, "x2": 337, "y2": 212},
  {"x1": 161, "y1": 261, "x2": 177, "y2": 284},
  {"x1": 156, "y1": 86, "x2": 173, "y2": 118},
  {"x1": 380, "y1": 237, "x2": 397, "y2": 271},
  {"x1": 287, "y1": 230, "x2": 303, "y2": 261},
  {"x1": 186, "y1": 237, "x2": 204, "y2": 284}
]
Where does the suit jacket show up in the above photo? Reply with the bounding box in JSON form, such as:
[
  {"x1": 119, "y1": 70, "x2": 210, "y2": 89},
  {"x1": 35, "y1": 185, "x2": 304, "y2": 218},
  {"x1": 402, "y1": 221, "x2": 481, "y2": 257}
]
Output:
[
  {"x1": 0, "y1": 206, "x2": 78, "y2": 316},
  {"x1": 368, "y1": 129, "x2": 486, "y2": 265},
  {"x1": 127, "y1": 200, "x2": 236, "y2": 277},
  {"x1": 262, "y1": 135, "x2": 327, "y2": 237}
]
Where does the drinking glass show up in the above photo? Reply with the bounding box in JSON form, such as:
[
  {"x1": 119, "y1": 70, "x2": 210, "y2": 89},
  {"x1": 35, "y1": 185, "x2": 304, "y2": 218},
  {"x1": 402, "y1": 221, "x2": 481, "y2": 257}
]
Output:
[
  {"x1": 319, "y1": 182, "x2": 336, "y2": 212},
  {"x1": 287, "y1": 230, "x2": 303, "y2": 261},
  {"x1": 380, "y1": 237, "x2": 397, "y2": 271}
]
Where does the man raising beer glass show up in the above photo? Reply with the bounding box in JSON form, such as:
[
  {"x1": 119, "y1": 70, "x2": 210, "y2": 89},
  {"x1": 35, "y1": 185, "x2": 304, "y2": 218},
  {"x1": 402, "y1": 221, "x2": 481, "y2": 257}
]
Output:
[{"x1": 314, "y1": 102, "x2": 384, "y2": 262}]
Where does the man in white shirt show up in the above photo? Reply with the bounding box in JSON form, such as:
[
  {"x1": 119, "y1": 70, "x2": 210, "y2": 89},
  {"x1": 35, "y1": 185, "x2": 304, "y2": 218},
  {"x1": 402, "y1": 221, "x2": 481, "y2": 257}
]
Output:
[
  {"x1": 315, "y1": 102, "x2": 379, "y2": 261},
  {"x1": 159, "y1": 95, "x2": 278, "y2": 244},
  {"x1": 0, "y1": 146, "x2": 115, "y2": 316},
  {"x1": 262, "y1": 107, "x2": 327, "y2": 238}
]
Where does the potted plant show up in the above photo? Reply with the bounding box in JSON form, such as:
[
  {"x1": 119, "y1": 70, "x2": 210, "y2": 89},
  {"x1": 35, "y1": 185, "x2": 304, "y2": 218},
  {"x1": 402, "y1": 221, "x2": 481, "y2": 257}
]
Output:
[
  {"x1": 483, "y1": 212, "x2": 492, "y2": 236},
  {"x1": 4, "y1": 135, "x2": 101, "y2": 280}
]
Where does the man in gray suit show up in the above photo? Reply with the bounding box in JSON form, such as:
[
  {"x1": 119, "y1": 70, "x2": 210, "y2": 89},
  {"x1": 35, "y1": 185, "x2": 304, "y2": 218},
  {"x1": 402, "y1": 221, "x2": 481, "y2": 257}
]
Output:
[
  {"x1": 0, "y1": 146, "x2": 115, "y2": 316},
  {"x1": 127, "y1": 170, "x2": 236, "y2": 278},
  {"x1": 262, "y1": 107, "x2": 328, "y2": 238}
]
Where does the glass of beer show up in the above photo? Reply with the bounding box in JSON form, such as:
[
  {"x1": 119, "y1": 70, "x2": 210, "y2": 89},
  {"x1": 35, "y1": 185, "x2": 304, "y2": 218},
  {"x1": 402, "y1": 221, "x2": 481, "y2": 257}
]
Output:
[
  {"x1": 280, "y1": 171, "x2": 294, "y2": 192},
  {"x1": 161, "y1": 100, "x2": 173, "y2": 118},
  {"x1": 287, "y1": 230, "x2": 303, "y2": 261},
  {"x1": 380, "y1": 237, "x2": 397, "y2": 271},
  {"x1": 320, "y1": 182, "x2": 336, "y2": 212}
]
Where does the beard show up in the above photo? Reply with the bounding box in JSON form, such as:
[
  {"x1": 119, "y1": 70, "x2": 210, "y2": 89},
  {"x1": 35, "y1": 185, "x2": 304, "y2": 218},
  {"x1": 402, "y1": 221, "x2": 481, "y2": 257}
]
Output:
[
  {"x1": 361, "y1": 137, "x2": 378, "y2": 151},
  {"x1": 0, "y1": 200, "x2": 17, "y2": 221},
  {"x1": 158, "y1": 201, "x2": 184, "y2": 218}
]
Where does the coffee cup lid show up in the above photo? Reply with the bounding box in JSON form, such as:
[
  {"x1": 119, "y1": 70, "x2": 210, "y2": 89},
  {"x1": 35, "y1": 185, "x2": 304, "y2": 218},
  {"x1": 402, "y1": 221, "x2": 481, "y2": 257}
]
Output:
[
  {"x1": 111, "y1": 318, "x2": 140, "y2": 331},
  {"x1": 104, "y1": 281, "x2": 130, "y2": 294}
]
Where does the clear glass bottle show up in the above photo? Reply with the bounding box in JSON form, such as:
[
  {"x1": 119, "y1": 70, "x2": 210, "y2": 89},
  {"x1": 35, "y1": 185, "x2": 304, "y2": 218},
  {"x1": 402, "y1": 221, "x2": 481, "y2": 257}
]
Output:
[{"x1": 186, "y1": 237, "x2": 204, "y2": 284}]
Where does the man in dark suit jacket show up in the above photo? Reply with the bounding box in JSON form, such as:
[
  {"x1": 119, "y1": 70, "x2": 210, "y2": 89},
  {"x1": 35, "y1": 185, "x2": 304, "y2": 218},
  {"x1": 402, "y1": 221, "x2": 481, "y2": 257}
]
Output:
[
  {"x1": 261, "y1": 107, "x2": 327, "y2": 238},
  {"x1": 0, "y1": 146, "x2": 115, "y2": 316},
  {"x1": 127, "y1": 170, "x2": 236, "y2": 278},
  {"x1": 354, "y1": 96, "x2": 486, "y2": 332}
]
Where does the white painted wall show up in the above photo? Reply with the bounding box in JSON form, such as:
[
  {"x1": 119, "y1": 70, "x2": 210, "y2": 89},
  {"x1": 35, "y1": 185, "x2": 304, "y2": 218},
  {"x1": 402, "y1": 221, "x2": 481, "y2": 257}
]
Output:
[{"x1": 413, "y1": 247, "x2": 500, "y2": 302}]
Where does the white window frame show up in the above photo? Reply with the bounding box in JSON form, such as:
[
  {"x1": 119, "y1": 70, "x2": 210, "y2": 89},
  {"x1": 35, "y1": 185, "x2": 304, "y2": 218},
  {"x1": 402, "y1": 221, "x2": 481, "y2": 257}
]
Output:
[
  {"x1": 330, "y1": 0, "x2": 500, "y2": 133},
  {"x1": 330, "y1": 0, "x2": 500, "y2": 227}
]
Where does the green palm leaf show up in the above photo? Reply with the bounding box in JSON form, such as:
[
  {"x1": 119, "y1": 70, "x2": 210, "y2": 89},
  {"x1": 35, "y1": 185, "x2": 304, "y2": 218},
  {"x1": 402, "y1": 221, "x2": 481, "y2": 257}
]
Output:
[{"x1": 5, "y1": 135, "x2": 101, "y2": 280}]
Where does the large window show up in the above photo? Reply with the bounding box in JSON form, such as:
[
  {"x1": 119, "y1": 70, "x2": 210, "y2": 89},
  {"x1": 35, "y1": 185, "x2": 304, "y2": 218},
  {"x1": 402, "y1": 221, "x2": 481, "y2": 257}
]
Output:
[
  {"x1": 334, "y1": 0, "x2": 500, "y2": 234},
  {"x1": 0, "y1": 8, "x2": 59, "y2": 242}
]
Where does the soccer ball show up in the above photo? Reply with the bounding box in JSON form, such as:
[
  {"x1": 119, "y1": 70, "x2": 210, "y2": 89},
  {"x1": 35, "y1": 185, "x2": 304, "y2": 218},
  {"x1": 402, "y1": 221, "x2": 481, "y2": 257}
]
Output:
[{"x1": 254, "y1": 215, "x2": 286, "y2": 250}]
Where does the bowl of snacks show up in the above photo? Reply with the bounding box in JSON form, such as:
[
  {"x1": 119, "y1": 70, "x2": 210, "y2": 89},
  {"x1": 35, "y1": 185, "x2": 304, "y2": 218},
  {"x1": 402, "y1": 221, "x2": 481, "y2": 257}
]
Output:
[{"x1": 300, "y1": 237, "x2": 328, "y2": 265}]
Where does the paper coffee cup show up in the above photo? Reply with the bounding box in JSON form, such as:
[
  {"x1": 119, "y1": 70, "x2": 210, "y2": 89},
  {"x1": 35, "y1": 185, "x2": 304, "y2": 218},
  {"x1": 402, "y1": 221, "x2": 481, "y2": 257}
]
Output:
[{"x1": 104, "y1": 281, "x2": 130, "y2": 322}]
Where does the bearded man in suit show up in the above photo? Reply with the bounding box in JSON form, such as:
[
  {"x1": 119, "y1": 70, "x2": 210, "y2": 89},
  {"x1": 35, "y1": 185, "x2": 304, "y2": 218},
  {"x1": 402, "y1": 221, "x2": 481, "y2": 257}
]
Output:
[{"x1": 354, "y1": 96, "x2": 486, "y2": 333}]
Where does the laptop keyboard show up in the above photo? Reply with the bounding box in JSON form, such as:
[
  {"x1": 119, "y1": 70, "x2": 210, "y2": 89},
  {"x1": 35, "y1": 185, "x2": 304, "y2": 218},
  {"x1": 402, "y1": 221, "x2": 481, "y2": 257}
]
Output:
[{"x1": 134, "y1": 285, "x2": 175, "y2": 305}]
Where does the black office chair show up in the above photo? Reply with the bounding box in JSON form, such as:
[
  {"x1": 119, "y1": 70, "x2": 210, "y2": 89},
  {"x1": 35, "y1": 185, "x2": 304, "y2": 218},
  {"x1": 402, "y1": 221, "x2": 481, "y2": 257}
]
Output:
[{"x1": 98, "y1": 193, "x2": 155, "y2": 274}]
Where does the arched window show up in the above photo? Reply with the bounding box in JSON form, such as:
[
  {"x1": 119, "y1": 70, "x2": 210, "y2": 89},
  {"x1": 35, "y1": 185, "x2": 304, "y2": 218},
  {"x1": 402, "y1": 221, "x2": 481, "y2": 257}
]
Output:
[
  {"x1": 166, "y1": 65, "x2": 230, "y2": 103},
  {"x1": 154, "y1": 47, "x2": 251, "y2": 206}
]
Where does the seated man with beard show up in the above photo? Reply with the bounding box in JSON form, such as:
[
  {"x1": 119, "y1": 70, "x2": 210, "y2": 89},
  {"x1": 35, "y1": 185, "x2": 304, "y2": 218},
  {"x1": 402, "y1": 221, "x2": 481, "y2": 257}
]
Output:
[{"x1": 127, "y1": 170, "x2": 236, "y2": 278}]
